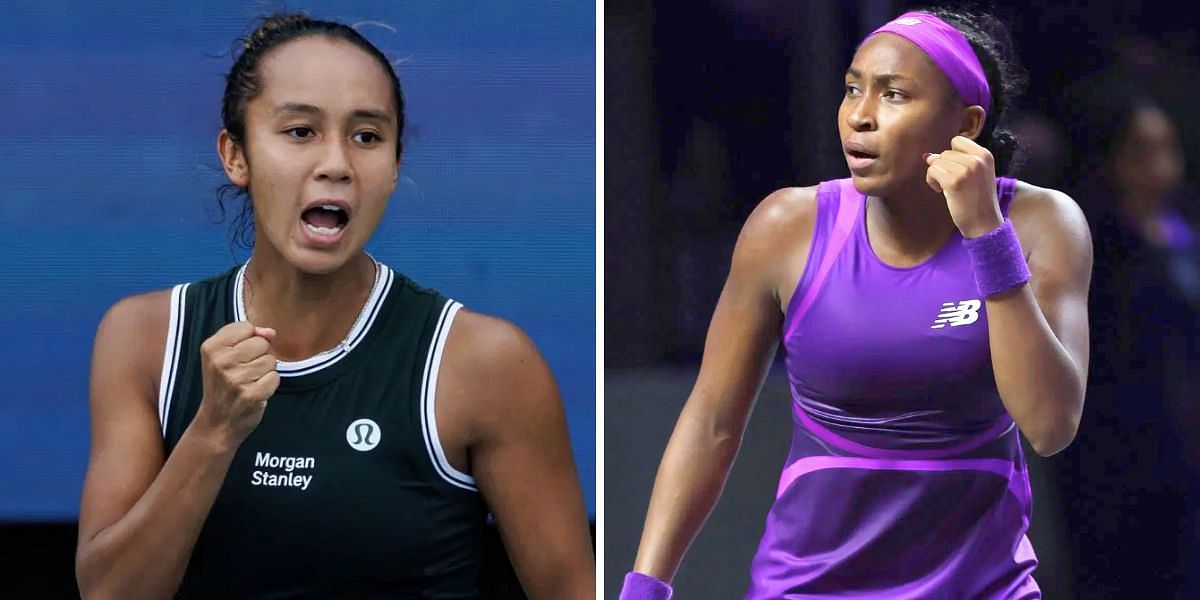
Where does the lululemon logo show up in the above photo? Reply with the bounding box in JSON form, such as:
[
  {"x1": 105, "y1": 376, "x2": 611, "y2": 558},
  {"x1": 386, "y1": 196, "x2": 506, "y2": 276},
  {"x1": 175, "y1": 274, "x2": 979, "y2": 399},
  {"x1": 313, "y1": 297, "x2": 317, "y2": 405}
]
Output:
[
  {"x1": 346, "y1": 418, "x2": 381, "y2": 452},
  {"x1": 895, "y1": 17, "x2": 923, "y2": 26}
]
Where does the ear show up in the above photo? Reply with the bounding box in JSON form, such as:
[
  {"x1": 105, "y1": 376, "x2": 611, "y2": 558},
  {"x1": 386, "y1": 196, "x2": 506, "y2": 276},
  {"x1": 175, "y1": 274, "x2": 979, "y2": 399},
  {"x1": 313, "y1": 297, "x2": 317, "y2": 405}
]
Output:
[
  {"x1": 218, "y1": 129, "x2": 250, "y2": 188},
  {"x1": 959, "y1": 105, "x2": 987, "y2": 140},
  {"x1": 393, "y1": 155, "x2": 403, "y2": 183}
]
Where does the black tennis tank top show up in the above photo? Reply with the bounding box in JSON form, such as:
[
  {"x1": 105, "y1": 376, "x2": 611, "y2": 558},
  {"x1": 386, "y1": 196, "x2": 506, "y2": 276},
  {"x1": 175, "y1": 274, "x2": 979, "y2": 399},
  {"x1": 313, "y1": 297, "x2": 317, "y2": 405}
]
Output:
[{"x1": 158, "y1": 259, "x2": 487, "y2": 598}]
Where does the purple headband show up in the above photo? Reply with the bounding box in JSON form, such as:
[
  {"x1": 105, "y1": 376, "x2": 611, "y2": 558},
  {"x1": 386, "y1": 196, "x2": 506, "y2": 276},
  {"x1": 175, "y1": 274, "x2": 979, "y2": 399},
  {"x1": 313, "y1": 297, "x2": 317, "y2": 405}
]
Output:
[{"x1": 866, "y1": 12, "x2": 990, "y2": 113}]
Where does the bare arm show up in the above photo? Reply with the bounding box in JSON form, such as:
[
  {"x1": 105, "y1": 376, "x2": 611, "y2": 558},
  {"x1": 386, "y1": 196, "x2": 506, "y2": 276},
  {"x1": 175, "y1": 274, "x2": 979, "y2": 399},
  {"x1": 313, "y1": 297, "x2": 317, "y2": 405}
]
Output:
[
  {"x1": 440, "y1": 311, "x2": 595, "y2": 599},
  {"x1": 988, "y1": 185, "x2": 1093, "y2": 456},
  {"x1": 76, "y1": 294, "x2": 278, "y2": 598},
  {"x1": 632, "y1": 188, "x2": 816, "y2": 582},
  {"x1": 927, "y1": 140, "x2": 1092, "y2": 458}
]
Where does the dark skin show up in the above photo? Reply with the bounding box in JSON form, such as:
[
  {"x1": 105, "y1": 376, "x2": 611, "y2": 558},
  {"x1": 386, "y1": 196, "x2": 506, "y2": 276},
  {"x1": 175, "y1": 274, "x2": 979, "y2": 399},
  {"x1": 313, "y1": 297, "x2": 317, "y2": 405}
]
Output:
[
  {"x1": 632, "y1": 33, "x2": 1092, "y2": 582},
  {"x1": 1111, "y1": 104, "x2": 1185, "y2": 242},
  {"x1": 75, "y1": 36, "x2": 593, "y2": 599}
]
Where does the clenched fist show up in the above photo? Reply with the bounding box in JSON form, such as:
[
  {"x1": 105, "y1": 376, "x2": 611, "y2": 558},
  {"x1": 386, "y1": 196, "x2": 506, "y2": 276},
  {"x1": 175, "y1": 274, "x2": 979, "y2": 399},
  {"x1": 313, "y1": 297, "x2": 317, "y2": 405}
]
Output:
[
  {"x1": 193, "y1": 321, "x2": 279, "y2": 448},
  {"x1": 925, "y1": 135, "x2": 1005, "y2": 239}
]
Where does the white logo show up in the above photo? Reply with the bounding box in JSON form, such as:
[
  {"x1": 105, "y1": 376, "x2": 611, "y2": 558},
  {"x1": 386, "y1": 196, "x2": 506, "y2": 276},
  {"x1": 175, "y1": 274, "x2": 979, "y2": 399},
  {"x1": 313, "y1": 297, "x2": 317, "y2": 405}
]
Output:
[
  {"x1": 895, "y1": 17, "x2": 923, "y2": 26},
  {"x1": 346, "y1": 418, "x2": 381, "y2": 451},
  {"x1": 931, "y1": 299, "x2": 981, "y2": 329},
  {"x1": 251, "y1": 452, "x2": 315, "y2": 490}
]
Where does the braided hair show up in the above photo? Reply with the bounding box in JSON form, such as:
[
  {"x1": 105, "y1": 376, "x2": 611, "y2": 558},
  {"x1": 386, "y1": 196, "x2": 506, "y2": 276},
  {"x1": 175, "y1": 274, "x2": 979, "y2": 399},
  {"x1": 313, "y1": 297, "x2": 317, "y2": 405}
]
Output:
[{"x1": 917, "y1": 7, "x2": 1028, "y2": 175}]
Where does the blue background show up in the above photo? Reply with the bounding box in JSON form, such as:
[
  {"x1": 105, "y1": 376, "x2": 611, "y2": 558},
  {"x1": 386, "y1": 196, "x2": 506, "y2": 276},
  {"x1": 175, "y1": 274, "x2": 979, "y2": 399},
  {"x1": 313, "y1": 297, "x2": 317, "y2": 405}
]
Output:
[{"x1": 0, "y1": 1, "x2": 595, "y2": 520}]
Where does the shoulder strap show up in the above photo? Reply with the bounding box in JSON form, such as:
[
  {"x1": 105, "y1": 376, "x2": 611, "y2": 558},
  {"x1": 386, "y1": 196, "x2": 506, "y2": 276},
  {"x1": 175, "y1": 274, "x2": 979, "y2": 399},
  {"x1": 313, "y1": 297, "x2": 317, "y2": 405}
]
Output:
[
  {"x1": 782, "y1": 179, "x2": 860, "y2": 342},
  {"x1": 419, "y1": 298, "x2": 479, "y2": 492},
  {"x1": 158, "y1": 283, "x2": 190, "y2": 438},
  {"x1": 998, "y1": 176, "x2": 1017, "y2": 215}
]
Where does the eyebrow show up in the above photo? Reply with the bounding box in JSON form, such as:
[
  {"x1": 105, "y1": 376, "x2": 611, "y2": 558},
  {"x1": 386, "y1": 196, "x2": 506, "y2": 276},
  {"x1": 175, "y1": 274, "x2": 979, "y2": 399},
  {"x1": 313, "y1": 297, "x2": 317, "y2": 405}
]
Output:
[
  {"x1": 272, "y1": 102, "x2": 392, "y2": 124},
  {"x1": 845, "y1": 68, "x2": 915, "y2": 86}
]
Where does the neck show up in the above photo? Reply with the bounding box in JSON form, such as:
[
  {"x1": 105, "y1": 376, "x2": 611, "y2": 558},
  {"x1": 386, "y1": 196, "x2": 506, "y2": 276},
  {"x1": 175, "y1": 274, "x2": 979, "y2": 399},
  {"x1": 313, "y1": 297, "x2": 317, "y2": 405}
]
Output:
[
  {"x1": 865, "y1": 176, "x2": 959, "y2": 265},
  {"x1": 242, "y1": 245, "x2": 377, "y2": 362}
]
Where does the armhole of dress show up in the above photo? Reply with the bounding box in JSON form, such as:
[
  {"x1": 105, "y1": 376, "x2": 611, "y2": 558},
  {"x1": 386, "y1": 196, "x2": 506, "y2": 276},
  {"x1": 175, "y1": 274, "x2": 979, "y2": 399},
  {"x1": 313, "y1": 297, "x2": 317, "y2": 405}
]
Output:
[
  {"x1": 420, "y1": 298, "x2": 479, "y2": 492},
  {"x1": 157, "y1": 283, "x2": 189, "y2": 439}
]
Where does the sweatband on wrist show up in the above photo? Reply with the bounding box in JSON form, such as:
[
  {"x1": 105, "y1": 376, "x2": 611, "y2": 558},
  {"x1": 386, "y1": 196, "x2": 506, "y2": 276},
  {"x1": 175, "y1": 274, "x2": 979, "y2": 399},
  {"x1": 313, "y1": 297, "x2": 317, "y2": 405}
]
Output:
[
  {"x1": 962, "y1": 218, "x2": 1030, "y2": 297},
  {"x1": 620, "y1": 571, "x2": 673, "y2": 600},
  {"x1": 865, "y1": 12, "x2": 990, "y2": 113}
]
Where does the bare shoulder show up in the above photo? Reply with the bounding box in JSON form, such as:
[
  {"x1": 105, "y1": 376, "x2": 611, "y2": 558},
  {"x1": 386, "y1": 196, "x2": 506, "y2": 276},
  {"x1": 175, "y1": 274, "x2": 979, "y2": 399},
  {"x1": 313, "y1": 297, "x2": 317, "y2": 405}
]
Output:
[
  {"x1": 1009, "y1": 180, "x2": 1093, "y2": 278},
  {"x1": 443, "y1": 309, "x2": 543, "y2": 374},
  {"x1": 727, "y1": 185, "x2": 822, "y2": 309},
  {"x1": 100, "y1": 288, "x2": 173, "y2": 329},
  {"x1": 739, "y1": 185, "x2": 820, "y2": 245},
  {"x1": 439, "y1": 308, "x2": 559, "y2": 435},
  {"x1": 1009, "y1": 181, "x2": 1091, "y2": 248},
  {"x1": 94, "y1": 288, "x2": 174, "y2": 399}
]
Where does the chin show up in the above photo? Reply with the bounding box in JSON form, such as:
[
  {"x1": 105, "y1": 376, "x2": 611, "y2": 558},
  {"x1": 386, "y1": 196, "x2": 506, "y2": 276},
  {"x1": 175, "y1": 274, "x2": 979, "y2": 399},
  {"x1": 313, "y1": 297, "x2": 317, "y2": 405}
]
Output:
[
  {"x1": 848, "y1": 172, "x2": 886, "y2": 197},
  {"x1": 850, "y1": 169, "x2": 920, "y2": 200},
  {"x1": 285, "y1": 246, "x2": 357, "y2": 276}
]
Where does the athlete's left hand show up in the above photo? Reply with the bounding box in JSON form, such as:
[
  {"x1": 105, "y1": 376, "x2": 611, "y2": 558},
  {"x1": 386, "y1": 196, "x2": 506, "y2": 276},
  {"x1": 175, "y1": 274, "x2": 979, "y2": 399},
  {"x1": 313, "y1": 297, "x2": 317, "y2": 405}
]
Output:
[{"x1": 925, "y1": 135, "x2": 1005, "y2": 238}]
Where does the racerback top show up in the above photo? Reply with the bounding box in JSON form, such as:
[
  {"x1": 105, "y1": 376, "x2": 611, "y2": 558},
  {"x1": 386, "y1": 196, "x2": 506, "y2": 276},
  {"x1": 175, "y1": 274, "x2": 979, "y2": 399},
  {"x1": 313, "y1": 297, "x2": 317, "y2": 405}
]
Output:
[
  {"x1": 158, "y1": 259, "x2": 487, "y2": 599},
  {"x1": 745, "y1": 178, "x2": 1040, "y2": 599}
]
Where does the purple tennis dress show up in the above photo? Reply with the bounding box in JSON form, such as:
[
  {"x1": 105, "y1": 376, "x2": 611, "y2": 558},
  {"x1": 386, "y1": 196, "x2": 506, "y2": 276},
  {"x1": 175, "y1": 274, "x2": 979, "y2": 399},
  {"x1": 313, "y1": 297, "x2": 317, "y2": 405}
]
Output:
[{"x1": 745, "y1": 178, "x2": 1040, "y2": 599}]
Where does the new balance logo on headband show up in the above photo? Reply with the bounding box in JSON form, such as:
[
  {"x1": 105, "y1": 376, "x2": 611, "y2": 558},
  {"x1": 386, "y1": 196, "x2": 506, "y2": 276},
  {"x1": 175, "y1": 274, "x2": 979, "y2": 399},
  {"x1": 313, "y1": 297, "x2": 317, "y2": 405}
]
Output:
[{"x1": 931, "y1": 300, "x2": 981, "y2": 329}]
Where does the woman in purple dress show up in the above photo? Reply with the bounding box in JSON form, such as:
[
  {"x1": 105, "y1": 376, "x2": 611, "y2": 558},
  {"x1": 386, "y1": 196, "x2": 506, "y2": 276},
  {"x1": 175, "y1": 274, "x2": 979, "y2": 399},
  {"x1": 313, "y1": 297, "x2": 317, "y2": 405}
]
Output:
[{"x1": 620, "y1": 8, "x2": 1091, "y2": 599}]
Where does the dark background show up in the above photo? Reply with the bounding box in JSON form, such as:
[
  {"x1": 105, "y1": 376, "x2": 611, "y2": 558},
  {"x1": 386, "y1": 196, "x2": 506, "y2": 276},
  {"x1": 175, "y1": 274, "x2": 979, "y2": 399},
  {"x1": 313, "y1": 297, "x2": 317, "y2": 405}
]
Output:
[{"x1": 607, "y1": 0, "x2": 1200, "y2": 597}]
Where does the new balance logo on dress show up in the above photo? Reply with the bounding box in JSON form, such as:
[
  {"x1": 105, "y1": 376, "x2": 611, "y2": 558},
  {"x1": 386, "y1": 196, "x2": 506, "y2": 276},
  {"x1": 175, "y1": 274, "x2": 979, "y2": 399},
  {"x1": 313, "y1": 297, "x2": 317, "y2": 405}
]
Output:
[{"x1": 931, "y1": 299, "x2": 981, "y2": 329}]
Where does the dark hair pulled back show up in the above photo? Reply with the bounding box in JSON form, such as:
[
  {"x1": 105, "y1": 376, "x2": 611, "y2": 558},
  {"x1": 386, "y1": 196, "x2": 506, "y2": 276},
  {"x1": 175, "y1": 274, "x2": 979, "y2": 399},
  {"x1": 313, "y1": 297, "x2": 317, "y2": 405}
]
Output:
[
  {"x1": 216, "y1": 12, "x2": 405, "y2": 249},
  {"x1": 917, "y1": 7, "x2": 1027, "y2": 175}
]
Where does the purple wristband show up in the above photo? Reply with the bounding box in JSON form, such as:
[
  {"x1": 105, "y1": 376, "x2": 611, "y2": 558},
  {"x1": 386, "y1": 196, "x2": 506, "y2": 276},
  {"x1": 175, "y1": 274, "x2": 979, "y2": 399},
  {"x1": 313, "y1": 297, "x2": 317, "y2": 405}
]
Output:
[
  {"x1": 961, "y1": 218, "x2": 1031, "y2": 297},
  {"x1": 620, "y1": 572, "x2": 673, "y2": 600}
]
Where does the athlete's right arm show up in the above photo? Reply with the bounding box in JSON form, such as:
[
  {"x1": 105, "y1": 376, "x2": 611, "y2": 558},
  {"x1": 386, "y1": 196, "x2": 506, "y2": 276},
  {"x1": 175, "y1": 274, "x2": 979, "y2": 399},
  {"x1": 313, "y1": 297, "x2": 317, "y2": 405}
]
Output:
[
  {"x1": 75, "y1": 292, "x2": 278, "y2": 599},
  {"x1": 630, "y1": 187, "x2": 817, "y2": 584}
]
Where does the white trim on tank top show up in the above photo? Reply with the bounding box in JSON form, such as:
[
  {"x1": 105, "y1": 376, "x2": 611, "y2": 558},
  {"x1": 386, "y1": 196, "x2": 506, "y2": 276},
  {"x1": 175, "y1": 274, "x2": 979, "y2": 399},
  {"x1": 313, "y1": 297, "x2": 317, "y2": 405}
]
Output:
[
  {"x1": 420, "y1": 299, "x2": 478, "y2": 491},
  {"x1": 158, "y1": 283, "x2": 190, "y2": 438},
  {"x1": 232, "y1": 257, "x2": 393, "y2": 377}
]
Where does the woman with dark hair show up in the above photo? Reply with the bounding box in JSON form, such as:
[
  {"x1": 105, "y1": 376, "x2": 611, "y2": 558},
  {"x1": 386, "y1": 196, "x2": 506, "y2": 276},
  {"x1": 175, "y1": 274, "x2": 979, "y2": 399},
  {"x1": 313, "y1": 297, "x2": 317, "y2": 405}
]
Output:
[
  {"x1": 1057, "y1": 89, "x2": 1200, "y2": 596},
  {"x1": 74, "y1": 13, "x2": 594, "y2": 599},
  {"x1": 621, "y1": 8, "x2": 1091, "y2": 599}
]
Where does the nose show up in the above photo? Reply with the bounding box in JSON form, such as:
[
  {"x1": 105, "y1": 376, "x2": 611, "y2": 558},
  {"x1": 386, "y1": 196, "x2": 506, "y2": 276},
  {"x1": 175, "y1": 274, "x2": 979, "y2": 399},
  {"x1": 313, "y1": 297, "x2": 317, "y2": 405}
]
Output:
[
  {"x1": 315, "y1": 138, "x2": 353, "y2": 183},
  {"x1": 846, "y1": 96, "x2": 877, "y2": 133}
]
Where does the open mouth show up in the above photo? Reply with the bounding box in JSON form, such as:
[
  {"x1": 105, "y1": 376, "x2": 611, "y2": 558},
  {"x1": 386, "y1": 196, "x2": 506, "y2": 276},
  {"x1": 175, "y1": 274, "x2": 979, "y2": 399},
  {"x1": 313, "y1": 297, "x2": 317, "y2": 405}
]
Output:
[
  {"x1": 846, "y1": 149, "x2": 878, "y2": 160},
  {"x1": 301, "y1": 204, "x2": 349, "y2": 236}
]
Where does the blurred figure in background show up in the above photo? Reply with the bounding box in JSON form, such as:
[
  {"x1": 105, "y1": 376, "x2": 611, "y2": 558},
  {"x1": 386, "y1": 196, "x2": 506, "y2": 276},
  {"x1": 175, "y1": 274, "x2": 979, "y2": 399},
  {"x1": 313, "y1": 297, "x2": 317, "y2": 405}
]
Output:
[
  {"x1": 1009, "y1": 110, "x2": 1069, "y2": 191},
  {"x1": 1058, "y1": 86, "x2": 1200, "y2": 596}
]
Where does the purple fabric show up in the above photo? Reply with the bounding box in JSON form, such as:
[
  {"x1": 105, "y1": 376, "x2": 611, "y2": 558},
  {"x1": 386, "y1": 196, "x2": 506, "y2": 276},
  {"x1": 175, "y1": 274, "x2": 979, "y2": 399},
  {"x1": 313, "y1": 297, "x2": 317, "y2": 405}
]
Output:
[
  {"x1": 748, "y1": 177, "x2": 1040, "y2": 598},
  {"x1": 1157, "y1": 210, "x2": 1196, "y2": 250},
  {"x1": 866, "y1": 12, "x2": 990, "y2": 113},
  {"x1": 962, "y1": 218, "x2": 1032, "y2": 297},
  {"x1": 620, "y1": 572, "x2": 673, "y2": 600},
  {"x1": 790, "y1": 387, "x2": 1015, "y2": 460},
  {"x1": 783, "y1": 179, "x2": 861, "y2": 341},
  {"x1": 775, "y1": 456, "x2": 1032, "y2": 518}
]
